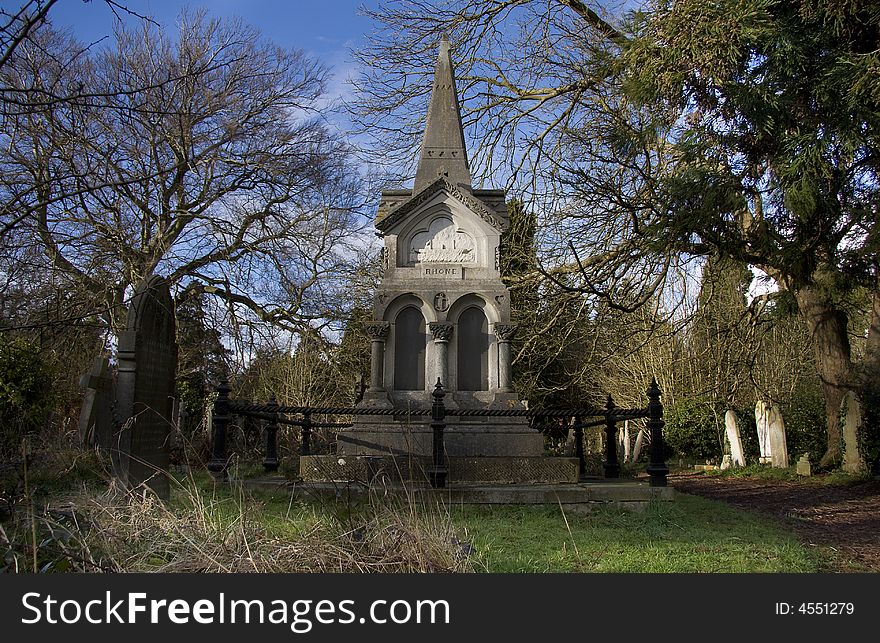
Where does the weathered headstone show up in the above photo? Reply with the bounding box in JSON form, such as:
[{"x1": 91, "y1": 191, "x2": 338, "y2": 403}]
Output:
[
  {"x1": 842, "y1": 391, "x2": 866, "y2": 474},
  {"x1": 563, "y1": 426, "x2": 576, "y2": 457},
  {"x1": 113, "y1": 275, "x2": 178, "y2": 500},
  {"x1": 755, "y1": 400, "x2": 773, "y2": 464},
  {"x1": 78, "y1": 355, "x2": 113, "y2": 451},
  {"x1": 720, "y1": 454, "x2": 733, "y2": 470},
  {"x1": 631, "y1": 427, "x2": 644, "y2": 464},
  {"x1": 796, "y1": 453, "x2": 812, "y2": 477},
  {"x1": 767, "y1": 404, "x2": 789, "y2": 468},
  {"x1": 724, "y1": 410, "x2": 746, "y2": 467}
]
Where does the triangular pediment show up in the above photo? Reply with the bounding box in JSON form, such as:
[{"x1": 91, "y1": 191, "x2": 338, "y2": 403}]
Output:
[{"x1": 375, "y1": 177, "x2": 506, "y2": 234}]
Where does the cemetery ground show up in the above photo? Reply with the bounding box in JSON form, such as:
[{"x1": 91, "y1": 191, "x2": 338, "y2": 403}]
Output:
[
  {"x1": 670, "y1": 469, "x2": 880, "y2": 572},
  {"x1": 4, "y1": 443, "x2": 876, "y2": 573}
]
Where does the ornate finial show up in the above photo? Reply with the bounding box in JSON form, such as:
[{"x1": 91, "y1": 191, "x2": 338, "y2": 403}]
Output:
[{"x1": 647, "y1": 376, "x2": 661, "y2": 399}]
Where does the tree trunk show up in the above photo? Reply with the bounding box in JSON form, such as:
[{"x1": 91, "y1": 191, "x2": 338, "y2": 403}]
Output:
[
  {"x1": 794, "y1": 286, "x2": 853, "y2": 469},
  {"x1": 867, "y1": 289, "x2": 880, "y2": 365}
]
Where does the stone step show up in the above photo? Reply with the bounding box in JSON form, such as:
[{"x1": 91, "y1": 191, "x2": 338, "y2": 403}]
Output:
[{"x1": 239, "y1": 479, "x2": 675, "y2": 513}]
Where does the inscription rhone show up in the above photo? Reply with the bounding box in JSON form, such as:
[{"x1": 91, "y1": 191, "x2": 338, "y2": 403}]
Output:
[{"x1": 423, "y1": 266, "x2": 460, "y2": 276}]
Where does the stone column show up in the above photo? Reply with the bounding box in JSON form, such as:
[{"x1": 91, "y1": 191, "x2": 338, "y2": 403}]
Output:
[
  {"x1": 494, "y1": 323, "x2": 518, "y2": 392},
  {"x1": 429, "y1": 322, "x2": 454, "y2": 389},
  {"x1": 365, "y1": 322, "x2": 391, "y2": 391}
]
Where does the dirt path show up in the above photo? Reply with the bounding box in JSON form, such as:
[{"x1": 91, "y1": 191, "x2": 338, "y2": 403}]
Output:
[{"x1": 669, "y1": 473, "x2": 880, "y2": 571}]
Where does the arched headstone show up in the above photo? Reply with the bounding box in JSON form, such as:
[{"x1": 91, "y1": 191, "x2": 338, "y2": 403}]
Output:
[
  {"x1": 767, "y1": 404, "x2": 789, "y2": 468},
  {"x1": 755, "y1": 400, "x2": 772, "y2": 463},
  {"x1": 114, "y1": 275, "x2": 178, "y2": 500},
  {"x1": 724, "y1": 410, "x2": 746, "y2": 467}
]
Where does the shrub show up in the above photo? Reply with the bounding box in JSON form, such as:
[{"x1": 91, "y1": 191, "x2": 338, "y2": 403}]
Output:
[
  {"x1": 0, "y1": 337, "x2": 55, "y2": 454},
  {"x1": 781, "y1": 384, "x2": 827, "y2": 466},
  {"x1": 663, "y1": 398, "x2": 723, "y2": 462}
]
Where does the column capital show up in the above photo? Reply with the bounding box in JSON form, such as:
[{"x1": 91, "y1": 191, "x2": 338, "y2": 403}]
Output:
[
  {"x1": 365, "y1": 321, "x2": 391, "y2": 341},
  {"x1": 494, "y1": 323, "x2": 518, "y2": 342},
  {"x1": 429, "y1": 321, "x2": 454, "y2": 342}
]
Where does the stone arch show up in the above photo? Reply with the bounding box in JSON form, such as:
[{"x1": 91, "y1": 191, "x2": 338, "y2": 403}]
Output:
[
  {"x1": 456, "y1": 306, "x2": 489, "y2": 391},
  {"x1": 383, "y1": 294, "x2": 434, "y2": 392},
  {"x1": 394, "y1": 307, "x2": 426, "y2": 390}
]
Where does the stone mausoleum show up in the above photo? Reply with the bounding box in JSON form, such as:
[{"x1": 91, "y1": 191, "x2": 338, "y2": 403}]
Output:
[{"x1": 334, "y1": 37, "x2": 548, "y2": 464}]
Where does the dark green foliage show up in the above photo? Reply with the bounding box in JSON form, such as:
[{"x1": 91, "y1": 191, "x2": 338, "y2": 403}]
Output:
[
  {"x1": 781, "y1": 384, "x2": 828, "y2": 466},
  {"x1": 857, "y1": 362, "x2": 880, "y2": 475},
  {"x1": 0, "y1": 337, "x2": 55, "y2": 454},
  {"x1": 731, "y1": 408, "x2": 760, "y2": 462},
  {"x1": 335, "y1": 307, "x2": 372, "y2": 397},
  {"x1": 663, "y1": 398, "x2": 723, "y2": 462}
]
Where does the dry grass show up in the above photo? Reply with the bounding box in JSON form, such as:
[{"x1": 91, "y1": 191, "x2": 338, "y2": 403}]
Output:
[{"x1": 1, "y1": 474, "x2": 473, "y2": 573}]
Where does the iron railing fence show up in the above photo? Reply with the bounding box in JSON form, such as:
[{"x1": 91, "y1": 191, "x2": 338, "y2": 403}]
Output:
[{"x1": 207, "y1": 378, "x2": 669, "y2": 488}]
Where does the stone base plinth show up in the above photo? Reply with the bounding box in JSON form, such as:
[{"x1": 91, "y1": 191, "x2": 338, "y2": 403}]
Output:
[
  {"x1": 300, "y1": 455, "x2": 578, "y2": 484},
  {"x1": 337, "y1": 420, "x2": 544, "y2": 457},
  {"x1": 240, "y1": 477, "x2": 675, "y2": 513}
]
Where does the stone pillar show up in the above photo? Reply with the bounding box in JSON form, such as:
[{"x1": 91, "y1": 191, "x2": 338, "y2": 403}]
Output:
[
  {"x1": 429, "y1": 322, "x2": 454, "y2": 388},
  {"x1": 365, "y1": 322, "x2": 391, "y2": 391},
  {"x1": 494, "y1": 324, "x2": 518, "y2": 392}
]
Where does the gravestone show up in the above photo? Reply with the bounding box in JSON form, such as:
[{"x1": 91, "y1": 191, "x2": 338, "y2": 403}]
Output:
[
  {"x1": 796, "y1": 453, "x2": 812, "y2": 477},
  {"x1": 767, "y1": 404, "x2": 789, "y2": 468},
  {"x1": 755, "y1": 400, "x2": 773, "y2": 463},
  {"x1": 78, "y1": 355, "x2": 113, "y2": 451},
  {"x1": 720, "y1": 454, "x2": 732, "y2": 470},
  {"x1": 724, "y1": 410, "x2": 746, "y2": 467},
  {"x1": 113, "y1": 275, "x2": 178, "y2": 500},
  {"x1": 842, "y1": 391, "x2": 866, "y2": 473},
  {"x1": 631, "y1": 427, "x2": 644, "y2": 464}
]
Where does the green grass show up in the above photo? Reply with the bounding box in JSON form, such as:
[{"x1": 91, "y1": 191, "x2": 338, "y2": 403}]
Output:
[
  {"x1": 177, "y1": 480, "x2": 819, "y2": 573},
  {"x1": 706, "y1": 463, "x2": 872, "y2": 485},
  {"x1": 3, "y1": 457, "x2": 824, "y2": 573},
  {"x1": 448, "y1": 496, "x2": 818, "y2": 572}
]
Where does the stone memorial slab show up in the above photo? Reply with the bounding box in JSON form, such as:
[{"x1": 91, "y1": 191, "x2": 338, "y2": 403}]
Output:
[
  {"x1": 767, "y1": 404, "x2": 788, "y2": 468},
  {"x1": 113, "y1": 275, "x2": 178, "y2": 500},
  {"x1": 755, "y1": 400, "x2": 772, "y2": 464},
  {"x1": 796, "y1": 453, "x2": 812, "y2": 477},
  {"x1": 78, "y1": 355, "x2": 113, "y2": 451},
  {"x1": 724, "y1": 410, "x2": 746, "y2": 467},
  {"x1": 631, "y1": 426, "x2": 644, "y2": 464},
  {"x1": 339, "y1": 36, "x2": 544, "y2": 460}
]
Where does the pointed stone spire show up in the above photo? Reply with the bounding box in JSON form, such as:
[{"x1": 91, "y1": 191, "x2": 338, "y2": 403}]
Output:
[{"x1": 414, "y1": 35, "x2": 471, "y2": 192}]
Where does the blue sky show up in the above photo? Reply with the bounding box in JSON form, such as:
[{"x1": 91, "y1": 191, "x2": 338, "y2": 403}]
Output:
[
  {"x1": 45, "y1": 1, "x2": 378, "y2": 55},
  {"x1": 38, "y1": 0, "x2": 381, "y2": 109}
]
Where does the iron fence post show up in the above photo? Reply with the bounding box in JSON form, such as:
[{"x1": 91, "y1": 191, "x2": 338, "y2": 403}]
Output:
[
  {"x1": 429, "y1": 379, "x2": 448, "y2": 488},
  {"x1": 263, "y1": 395, "x2": 279, "y2": 472},
  {"x1": 604, "y1": 394, "x2": 620, "y2": 478},
  {"x1": 574, "y1": 415, "x2": 586, "y2": 481},
  {"x1": 207, "y1": 379, "x2": 231, "y2": 481},
  {"x1": 646, "y1": 377, "x2": 669, "y2": 487}
]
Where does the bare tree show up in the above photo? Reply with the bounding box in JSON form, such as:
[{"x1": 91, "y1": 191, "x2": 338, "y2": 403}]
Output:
[
  {"x1": 350, "y1": 0, "x2": 880, "y2": 466},
  {"x1": 1, "y1": 11, "x2": 371, "y2": 335}
]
